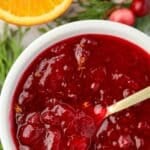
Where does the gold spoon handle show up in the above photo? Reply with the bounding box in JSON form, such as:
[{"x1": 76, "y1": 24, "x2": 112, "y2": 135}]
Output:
[{"x1": 107, "y1": 86, "x2": 150, "y2": 117}]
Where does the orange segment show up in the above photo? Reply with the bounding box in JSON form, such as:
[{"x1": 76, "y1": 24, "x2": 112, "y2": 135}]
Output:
[{"x1": 0, "y1": 0, "x2": 72, "y2": 26}]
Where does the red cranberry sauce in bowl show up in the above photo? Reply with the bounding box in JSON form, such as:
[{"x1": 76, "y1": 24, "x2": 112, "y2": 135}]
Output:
[{"x1": 11, "y1": 34, "x2": 150, "y2": 150}]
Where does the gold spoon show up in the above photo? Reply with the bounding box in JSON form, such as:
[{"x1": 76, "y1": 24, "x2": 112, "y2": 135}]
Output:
[{"x1": 106, "y1": 86, "x2": 150, "y2": 117}]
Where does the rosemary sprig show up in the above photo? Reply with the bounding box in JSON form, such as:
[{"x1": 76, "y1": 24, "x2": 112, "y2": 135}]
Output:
[
  {"x1": 136, "y1": 15, "x2": 150, "y2": 35},
  {"x1": 0, "y1": 24, "x2": 28, "y2": 90}
]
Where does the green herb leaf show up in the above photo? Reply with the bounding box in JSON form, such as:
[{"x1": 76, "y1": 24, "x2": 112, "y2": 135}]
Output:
[
  {"x1": 0, "y1": 24, "x2": 27, "y2": 90},
  {"x1": 136, "y1": 15, "x2": 150, "y2": 35},
  {"x1": 70, "y1": 1, "x2": 114, "y2": 20},
  {"x1": 0, "y1": 144, "x2": 3, "y2": 150}
]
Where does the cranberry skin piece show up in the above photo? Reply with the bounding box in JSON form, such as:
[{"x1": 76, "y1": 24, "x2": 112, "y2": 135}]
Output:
[
  {"x1": 131, "y1": 0, "x2": 150, "y2": 17},
  {"x1": 109, "y1": 8, "x2": 135, "y2": 26}
]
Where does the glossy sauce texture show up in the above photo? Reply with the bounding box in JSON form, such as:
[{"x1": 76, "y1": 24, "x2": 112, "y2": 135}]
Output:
[{"x1": 12, "y1": 34, "x2": 150, "y2": 150}]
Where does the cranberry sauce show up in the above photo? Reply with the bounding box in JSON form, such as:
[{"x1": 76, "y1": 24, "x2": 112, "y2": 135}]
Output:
[{"x1": 11, "y1": 34, "x2": 150, "y2": 150}]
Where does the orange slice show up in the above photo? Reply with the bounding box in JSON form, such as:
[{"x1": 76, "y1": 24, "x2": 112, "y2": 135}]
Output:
[{"x1": 0, "y1": 0, "x2": 72, "y2": 26}]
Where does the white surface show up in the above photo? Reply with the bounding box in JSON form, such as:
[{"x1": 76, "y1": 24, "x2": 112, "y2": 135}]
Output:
[{"x1": 0, "y1": 20, "x2": 150, "y2": 150}]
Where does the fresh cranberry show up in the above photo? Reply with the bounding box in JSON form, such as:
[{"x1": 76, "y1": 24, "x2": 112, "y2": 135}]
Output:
[
  {"x1": 109, "y1": 8, "x2": 135, "y2": 26},
  {"x1": 131, "y1": 0, "x2": 150, "y2": 17}
]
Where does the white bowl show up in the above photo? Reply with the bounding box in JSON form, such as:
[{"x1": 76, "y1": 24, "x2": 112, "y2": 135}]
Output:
[{"x1": 0, "y1": 20, "x2": 150, "y2": 150}]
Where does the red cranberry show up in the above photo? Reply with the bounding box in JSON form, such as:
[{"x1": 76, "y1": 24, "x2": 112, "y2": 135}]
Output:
[
  {"x1": 18, "y1": 124, "x2": 44, "y2": 145},
  {"x1": 18, "y1": 91, "x2": 34, "y2": 106},
  {"x1": 109, "y1": 8, "x2": 135, "y2": 26},
  {"x1": 131, "y1": 0, "x2": 150, "y2": 17},
  {"x1": 39, "y1": 55, "x2": 66, "y2": 90},
  {"x1": 51, "y1": 103, "x2": 75, "y2": 123},
  {"x1": 41, "y1": 103, "x2": 75, "y2": 128}
]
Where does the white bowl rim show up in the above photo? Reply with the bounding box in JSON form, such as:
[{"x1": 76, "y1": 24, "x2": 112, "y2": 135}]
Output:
[{"x1": 0, "y1": 20, "x2": 150, "y2": 150}]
